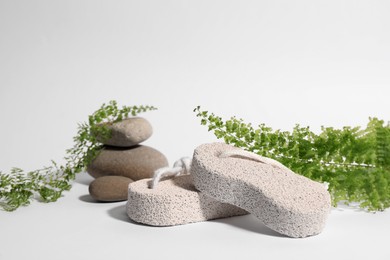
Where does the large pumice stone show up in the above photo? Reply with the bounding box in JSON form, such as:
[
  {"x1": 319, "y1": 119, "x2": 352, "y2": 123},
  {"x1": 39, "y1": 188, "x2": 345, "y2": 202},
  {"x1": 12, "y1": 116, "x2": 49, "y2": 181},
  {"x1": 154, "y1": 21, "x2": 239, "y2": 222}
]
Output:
[{"x1": 191, "y1": 142, "x2": 331, "y2": 238}]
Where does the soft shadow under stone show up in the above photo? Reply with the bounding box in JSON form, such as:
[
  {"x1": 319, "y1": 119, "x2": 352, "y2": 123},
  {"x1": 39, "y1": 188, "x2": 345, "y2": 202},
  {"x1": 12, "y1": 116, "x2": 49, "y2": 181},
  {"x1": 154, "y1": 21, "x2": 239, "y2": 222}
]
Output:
[
  {"x1": 79, "y1": 194, "x2": 98, "y2": 203},
  {"x1": 213, "y1": 214, "x2": 286, "y2": 237},
  {"x1": 107, "y1": 204, "x2": 134, "y2": 223},
  {"x1": 79, "y1": 194, "x2": 127, "y2": 204}
]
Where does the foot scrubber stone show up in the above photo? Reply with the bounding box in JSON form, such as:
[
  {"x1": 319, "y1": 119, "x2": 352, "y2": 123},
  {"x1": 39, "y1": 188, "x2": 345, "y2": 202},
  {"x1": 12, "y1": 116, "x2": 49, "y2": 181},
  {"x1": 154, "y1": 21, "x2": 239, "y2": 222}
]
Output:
[
  {"x1": 191, "y1": 142, "x2": 331, "y2": 238},
  {"x1": 126, "y1": 168, "x2": 247, "y2": 226}
]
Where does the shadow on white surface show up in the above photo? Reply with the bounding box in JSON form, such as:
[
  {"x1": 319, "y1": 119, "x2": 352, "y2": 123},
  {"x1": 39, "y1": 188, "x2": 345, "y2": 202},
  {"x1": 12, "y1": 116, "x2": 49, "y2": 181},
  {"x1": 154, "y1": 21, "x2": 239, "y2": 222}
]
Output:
[
  {"x1": 213, "y1": 214, "x2": 286, "y2": 237},
  {"x1": 107, "y1": 204, "x2": 138, "y2": 224},
  {"x1": 78, "y1": 194, "x2": 130, "y2": 206},
  {"x1": 79, "y1": 194, "x2": 98, "y2": 203}
]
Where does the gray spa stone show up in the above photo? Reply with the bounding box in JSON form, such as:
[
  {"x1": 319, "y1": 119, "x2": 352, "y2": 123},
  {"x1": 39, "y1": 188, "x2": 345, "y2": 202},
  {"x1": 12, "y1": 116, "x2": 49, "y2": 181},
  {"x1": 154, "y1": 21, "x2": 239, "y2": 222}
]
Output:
[
  {"x1": 95, "y1": 117, "x2": 152, "y2": 147},
  {"x1": 89, "y1": 176, "x2": 133, "y2": 202},
  {"x1": 87, "y1": 145, "x2": 168, "y2": 181}
]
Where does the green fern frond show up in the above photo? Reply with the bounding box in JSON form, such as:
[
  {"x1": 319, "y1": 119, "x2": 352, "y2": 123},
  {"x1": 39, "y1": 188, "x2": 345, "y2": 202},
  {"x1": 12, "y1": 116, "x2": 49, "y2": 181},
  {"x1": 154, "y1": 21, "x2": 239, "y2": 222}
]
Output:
[{"x1": 194, "y1": 106, "x2": 390, "y2": 211}]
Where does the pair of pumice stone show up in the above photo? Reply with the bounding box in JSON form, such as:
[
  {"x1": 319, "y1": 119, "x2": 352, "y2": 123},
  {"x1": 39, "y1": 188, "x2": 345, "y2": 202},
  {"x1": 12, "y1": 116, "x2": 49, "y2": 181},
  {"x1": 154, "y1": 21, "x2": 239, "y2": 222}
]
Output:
[{"x1": 127, "y1": 142, "x2": 331, "y2": 238}]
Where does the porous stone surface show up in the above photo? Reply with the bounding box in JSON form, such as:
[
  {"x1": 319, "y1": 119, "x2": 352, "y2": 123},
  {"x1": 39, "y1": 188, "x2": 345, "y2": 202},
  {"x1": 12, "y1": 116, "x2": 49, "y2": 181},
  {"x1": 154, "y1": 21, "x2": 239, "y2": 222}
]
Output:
[
  {"x1": 89, "y1": 176, "x2": 133, "y2": 202},
  {"x1": 127, "y1": 175, "x2": 247, "y2": 226},
  {"x1": 87, "y1": 145, "x2": 168, "y2": 181},
  {"x1": 191, "y1": 142, "x2": 331, "y2": 238},
  {"x1": 96, "y1": 117, "x2": 153, "y2": 147}
]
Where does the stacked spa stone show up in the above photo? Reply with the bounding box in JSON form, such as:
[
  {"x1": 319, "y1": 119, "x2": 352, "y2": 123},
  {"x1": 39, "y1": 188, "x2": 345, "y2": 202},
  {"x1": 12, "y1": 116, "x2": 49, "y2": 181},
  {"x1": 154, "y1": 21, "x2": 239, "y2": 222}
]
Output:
[{"x1": 87, "y1": 117, "x2": 168, "y2": 202}]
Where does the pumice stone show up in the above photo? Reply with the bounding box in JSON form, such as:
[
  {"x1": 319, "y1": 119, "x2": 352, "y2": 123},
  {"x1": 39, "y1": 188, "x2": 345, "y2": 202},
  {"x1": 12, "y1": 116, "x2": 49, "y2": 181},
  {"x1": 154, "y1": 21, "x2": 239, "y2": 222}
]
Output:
[
  {"x1": 126, "y1": 175, "x2": 247, "y2": 226},
  {"x1": 191, "y1": 142, "x2": 331, "y2": 238}
]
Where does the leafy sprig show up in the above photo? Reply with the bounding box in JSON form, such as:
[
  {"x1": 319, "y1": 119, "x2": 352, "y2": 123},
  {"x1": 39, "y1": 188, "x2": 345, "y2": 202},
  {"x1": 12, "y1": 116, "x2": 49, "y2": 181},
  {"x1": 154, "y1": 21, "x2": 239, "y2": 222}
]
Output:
[
  {"x1": 194, "y1": 106, "x2": 390, "y2": 211},
  {"x1": 0, "y1": 101, "x2": 156, "y2": 211}
]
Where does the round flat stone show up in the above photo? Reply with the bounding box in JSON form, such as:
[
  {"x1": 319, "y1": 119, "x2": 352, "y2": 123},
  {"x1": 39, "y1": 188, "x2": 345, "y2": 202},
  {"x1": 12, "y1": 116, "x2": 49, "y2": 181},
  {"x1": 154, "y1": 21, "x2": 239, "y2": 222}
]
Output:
[
  {"x1": 87, "y1": 145, "x2": 169, "y2": 181},
  {"x1": 89, "y1": 176, "x2": 133, "y2": 202},
  {"x1": 95, "y1": 117, "x2": 153, "y2": 147}
]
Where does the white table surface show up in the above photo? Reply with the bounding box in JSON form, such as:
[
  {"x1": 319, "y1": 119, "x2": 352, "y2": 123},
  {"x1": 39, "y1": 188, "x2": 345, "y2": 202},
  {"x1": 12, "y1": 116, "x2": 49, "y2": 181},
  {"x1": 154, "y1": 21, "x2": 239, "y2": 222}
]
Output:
[
  {"x1": 1, "y1": 1, "x2": 390, "y2": 259},
  {"x1": 1, "y1": 171, "x2": 389, "y2": 260}
]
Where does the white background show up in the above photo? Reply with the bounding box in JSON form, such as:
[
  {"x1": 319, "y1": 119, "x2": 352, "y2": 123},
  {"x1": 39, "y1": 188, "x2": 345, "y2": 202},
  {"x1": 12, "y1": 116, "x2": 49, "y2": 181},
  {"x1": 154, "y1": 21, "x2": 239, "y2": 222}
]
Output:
[{"x1": 0, "y1": 1, "x2": 389, "y2": 259}]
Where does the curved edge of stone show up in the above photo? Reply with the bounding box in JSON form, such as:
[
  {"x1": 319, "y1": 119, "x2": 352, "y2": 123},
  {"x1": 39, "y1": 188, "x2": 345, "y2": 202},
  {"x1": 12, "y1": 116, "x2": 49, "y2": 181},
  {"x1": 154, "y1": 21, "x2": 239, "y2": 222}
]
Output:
[
  {"x1": 96, "y1": 117, "x2": 153, "y2": 147},
  {"x1": 126, "y1": 175, "x2": 247, "y2": 226},
  {"x1": 89, "y1": 176, "x2": 134, "y2": 202},
  {"x1": 191, "y1": 142, "x2": 331, "y2": 238},
  {"x1": 86, "y1": 145, "x2": 169, "y2": 180}
]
